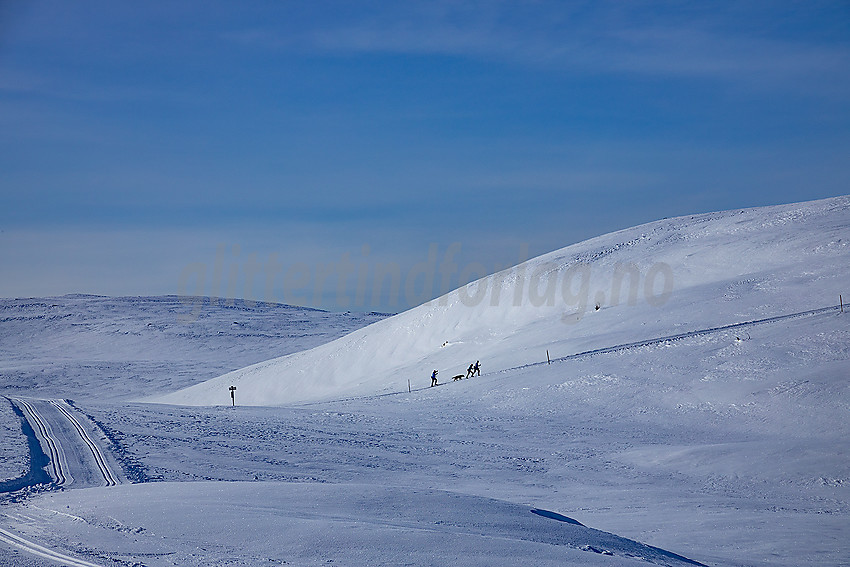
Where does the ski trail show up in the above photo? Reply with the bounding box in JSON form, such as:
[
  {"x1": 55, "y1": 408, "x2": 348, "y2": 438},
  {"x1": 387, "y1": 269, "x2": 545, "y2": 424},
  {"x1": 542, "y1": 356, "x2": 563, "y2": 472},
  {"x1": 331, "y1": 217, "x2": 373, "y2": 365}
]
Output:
[
  {"x1": 49, "y1": 400, "x2": 118, "y2": 487},
  {"x1": 0, "y1": 401, "x2": 118, "y2": 564},
  {"x1": 0, "y1": 526, "x2": 103, "y2": 567},
  {"x1": 10, "y1": 398, "x2": 120, "y2": 489},
  {"x1": 298, "y1": 303, "x2": 842, "y2": 406},
  {"x1": 530, "y1": 303, "x2": 841, "y2": 370},
  {"x1": 13, "y1": 398, "x2": 70, "y2": 487}
]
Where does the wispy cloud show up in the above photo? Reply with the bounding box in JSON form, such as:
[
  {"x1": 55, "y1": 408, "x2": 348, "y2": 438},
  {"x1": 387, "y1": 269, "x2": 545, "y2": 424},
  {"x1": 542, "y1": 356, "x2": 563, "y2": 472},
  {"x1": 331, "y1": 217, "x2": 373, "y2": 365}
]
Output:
[
  {"x1": 600, "y1": 26, "x2": 850, "y2": 94},
  {"x1": 3, "y1": 1, "x2": 848, "y2": 306},
  {"x1": 222, "y1": 1, "x2": 850, "y2": 96}
]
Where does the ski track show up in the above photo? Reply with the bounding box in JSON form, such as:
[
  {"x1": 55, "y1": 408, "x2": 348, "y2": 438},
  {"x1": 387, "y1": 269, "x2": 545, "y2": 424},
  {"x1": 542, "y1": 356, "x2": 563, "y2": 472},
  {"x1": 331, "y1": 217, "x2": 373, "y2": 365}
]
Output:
[
  {"x1": 298, "y1": 303, "x2": 842, "y2": 405},
  {"x1": 11, "y1": 397, "x2": 120, "y2": 489},
  {"x1": 48, "y1": 400, "x2": 118, "y2": 487},
  {"x1": 13, "y1": 398, "x2": 69, "y2": 487},
  {"x1": 0, "y1": 526, "x2": 103, "y2": 567},
  {"x1": 1, "y1": 399, "x2": 120, "y2": 565},
  {"x1": 532, "y1": 304, "x2": 841, "y2": 368}
]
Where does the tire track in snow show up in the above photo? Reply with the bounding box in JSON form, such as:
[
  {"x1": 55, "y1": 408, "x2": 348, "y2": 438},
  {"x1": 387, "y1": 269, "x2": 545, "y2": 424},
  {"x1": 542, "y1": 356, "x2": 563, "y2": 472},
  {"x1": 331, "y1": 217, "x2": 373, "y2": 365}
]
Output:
[
  {"x1": 0, "y1": 526, "x2": 103, "y2": 567},
  {"x1": 49, "y1": 400, "x2": 118, "y2": 487}
]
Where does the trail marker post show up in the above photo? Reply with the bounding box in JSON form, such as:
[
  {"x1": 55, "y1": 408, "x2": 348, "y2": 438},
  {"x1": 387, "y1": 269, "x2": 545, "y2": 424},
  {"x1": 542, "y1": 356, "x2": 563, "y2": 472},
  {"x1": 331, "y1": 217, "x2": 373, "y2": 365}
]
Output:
[
  {"x1": 547, "y1": 350, "x2": 551, "y2": 365},
  {"x1": 229, "y1": 385, "x2": 237, "y2": 407},
  {"x1": 841, "y1": 294, "x2": 844, "y2": 313}
]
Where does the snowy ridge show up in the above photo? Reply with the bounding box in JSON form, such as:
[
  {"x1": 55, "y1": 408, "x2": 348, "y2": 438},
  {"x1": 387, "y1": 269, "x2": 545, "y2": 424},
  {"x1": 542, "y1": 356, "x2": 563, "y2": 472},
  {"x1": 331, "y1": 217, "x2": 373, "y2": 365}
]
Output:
[
  {"x1": 0, "y1": 295, "x2": 387, "y2": 400},
  {"x1": 15, "y1": 482, "x2": 707, "y2": 567},
  {"x1": 153, "y1": 195, "x2": 850, "y2": 406}
]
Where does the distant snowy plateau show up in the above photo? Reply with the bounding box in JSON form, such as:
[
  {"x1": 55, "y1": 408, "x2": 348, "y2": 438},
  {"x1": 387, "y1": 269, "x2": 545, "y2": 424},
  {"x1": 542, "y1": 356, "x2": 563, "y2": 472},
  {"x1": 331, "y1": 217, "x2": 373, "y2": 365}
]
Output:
[{"x1": 1, "y1": 196, "x2": 848, "y2": 566}]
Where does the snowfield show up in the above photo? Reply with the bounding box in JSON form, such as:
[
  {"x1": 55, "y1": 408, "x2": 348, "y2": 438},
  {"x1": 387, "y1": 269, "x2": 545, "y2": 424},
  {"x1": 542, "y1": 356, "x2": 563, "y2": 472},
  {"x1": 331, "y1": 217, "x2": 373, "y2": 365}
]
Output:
[
  {"x1": 0, "y1": 399, "x2": 27, "y2": 483},
  {"x1": 1, "y1": 196, "x2": 848, "y2": 566},
  {"x1": 9, "y1": 482, "x2": 711, "y2": 567},
  {"x1": 154, "y1": 196, "x2": 850, "y2": 407},
  {"x1": 0, "y1": 295, "x2": 387, "y2": 402}
]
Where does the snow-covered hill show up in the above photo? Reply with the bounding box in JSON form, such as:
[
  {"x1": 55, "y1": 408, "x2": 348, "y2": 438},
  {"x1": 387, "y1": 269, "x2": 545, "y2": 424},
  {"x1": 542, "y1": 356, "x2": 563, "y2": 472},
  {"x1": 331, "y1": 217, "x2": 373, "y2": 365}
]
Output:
[
  {"x1": 2, "y1": 196, "x2": 848, "y2": 566},
  {"x1": 154, "y1": 196, "x2": 850, "y2": 406},
  {"x1": 0, "y1": 295, "x2": 387, "y2": 401}
]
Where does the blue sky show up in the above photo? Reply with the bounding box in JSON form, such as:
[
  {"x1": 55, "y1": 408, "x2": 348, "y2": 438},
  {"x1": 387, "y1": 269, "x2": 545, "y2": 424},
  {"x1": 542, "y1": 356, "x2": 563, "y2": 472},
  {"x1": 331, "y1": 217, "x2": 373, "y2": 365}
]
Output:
[{"x1": 1, "y1": 1, "x2": 849, "y2": 311}]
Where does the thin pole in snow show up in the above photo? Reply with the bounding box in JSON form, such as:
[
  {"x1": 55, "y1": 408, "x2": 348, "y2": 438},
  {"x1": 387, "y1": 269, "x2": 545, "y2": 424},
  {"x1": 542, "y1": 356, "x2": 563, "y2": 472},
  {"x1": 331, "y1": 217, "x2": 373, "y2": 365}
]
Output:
[
  {"x1": 408, "y1": 379, "x2": 411, "y2": 393},
  {"x1": 547, "y1": 350, "x2": 551, "y2": 365},
  {"x1": 841, "y1": 294, "x2": 844, "y2": 313}
]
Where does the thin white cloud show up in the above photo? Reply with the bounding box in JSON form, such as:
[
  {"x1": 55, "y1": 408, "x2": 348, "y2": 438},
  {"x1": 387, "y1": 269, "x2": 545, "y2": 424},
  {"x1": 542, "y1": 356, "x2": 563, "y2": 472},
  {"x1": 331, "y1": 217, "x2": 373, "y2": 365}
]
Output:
[
  {"x1": 221, "y1": 2, "x2": 850, "y2": 96},
  {"x1": 600, "y1": 26, "x2": 850, "y2": 91}
]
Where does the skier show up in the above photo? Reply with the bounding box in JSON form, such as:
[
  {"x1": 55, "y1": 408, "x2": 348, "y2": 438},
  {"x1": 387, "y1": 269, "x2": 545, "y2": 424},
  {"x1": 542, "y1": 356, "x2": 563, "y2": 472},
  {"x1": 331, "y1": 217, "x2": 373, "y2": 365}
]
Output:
[
  {"x1": 430, "y1": 369, "x2": 438, "y2": 387},
  {"x1": 473, "y1": 360, "x2": 481, "y2": 376},
  {"x1": 466, "y1": 363, "x2": 474, "y2": 378}
]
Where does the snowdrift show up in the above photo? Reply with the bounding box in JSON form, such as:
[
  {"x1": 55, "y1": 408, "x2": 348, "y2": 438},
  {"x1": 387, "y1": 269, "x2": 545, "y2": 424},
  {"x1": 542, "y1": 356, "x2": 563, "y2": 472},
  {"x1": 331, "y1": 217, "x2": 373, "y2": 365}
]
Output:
[{"x1": 151, "y1": 196, "x2": 850, "y2": 406}]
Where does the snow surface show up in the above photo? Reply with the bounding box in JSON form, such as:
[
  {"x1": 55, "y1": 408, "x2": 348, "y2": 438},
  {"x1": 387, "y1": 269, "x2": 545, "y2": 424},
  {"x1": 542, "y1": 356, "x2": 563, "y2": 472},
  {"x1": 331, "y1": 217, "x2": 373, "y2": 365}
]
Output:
[
  {"x1": 155, "y1": 195, "x2": 850, "y2": 407},
  {"x1": 0, "y1": 295, "x2": 387, "y2": 401},
  {"x1": 0, "y1": 398, "x2": 26, "y2": 483},
  {"x1": 7, "y1": 482, "x2": 710, "y2": 567},
  {"x1": 1, "y1": 196, "x2": 848, "y2": 566}
]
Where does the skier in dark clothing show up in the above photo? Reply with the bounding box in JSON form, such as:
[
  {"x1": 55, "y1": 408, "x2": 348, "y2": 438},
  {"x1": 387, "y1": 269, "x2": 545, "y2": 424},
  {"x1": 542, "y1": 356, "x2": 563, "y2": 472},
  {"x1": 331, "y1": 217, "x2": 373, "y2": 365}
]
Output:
[
  {"x1": 430, "y1": 370, "x2": 439, "y2": 387},
  {"x1": 473, "y1": 361, "x2": 481, "y2": 376},
  {"x1": 466, "y1": 363, "x2": 474, "y2": 378}
]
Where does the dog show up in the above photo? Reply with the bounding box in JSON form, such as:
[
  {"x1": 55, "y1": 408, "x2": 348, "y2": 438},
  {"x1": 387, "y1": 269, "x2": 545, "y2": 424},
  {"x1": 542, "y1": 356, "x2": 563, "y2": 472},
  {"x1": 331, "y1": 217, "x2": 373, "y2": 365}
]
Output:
[{"x1": 452, "y1": 374, "x2": 465, "y2": 381}]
